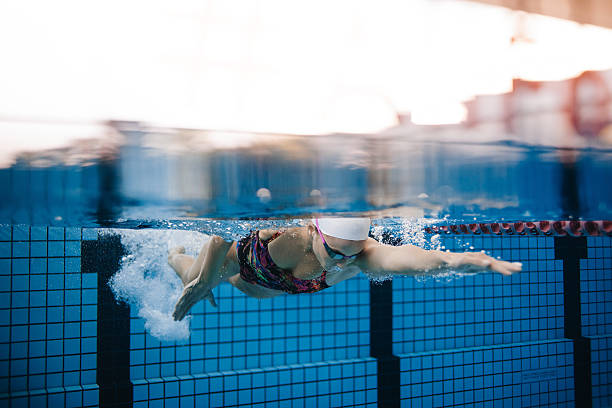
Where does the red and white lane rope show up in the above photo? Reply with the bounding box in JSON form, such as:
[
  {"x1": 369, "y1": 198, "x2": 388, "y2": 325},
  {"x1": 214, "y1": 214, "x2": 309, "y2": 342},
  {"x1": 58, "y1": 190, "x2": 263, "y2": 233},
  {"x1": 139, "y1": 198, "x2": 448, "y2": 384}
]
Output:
[{"x1": 425, "y1": 221, "x2": 612, "y2": 237}]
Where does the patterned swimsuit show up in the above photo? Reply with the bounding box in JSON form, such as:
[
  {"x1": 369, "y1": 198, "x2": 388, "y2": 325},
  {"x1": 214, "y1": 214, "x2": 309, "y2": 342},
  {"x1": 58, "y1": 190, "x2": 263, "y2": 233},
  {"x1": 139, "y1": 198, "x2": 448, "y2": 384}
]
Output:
[{"x1": 236, "y1": 230, "x2": 329, "y2": 294}]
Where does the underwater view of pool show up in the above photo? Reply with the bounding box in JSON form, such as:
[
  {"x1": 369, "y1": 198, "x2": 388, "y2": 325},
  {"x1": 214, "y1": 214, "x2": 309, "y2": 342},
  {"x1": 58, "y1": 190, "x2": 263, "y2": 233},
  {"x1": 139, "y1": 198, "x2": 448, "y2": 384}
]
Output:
[{"x1": 1, "y1": 127, "x2": 611, "y2": 407}]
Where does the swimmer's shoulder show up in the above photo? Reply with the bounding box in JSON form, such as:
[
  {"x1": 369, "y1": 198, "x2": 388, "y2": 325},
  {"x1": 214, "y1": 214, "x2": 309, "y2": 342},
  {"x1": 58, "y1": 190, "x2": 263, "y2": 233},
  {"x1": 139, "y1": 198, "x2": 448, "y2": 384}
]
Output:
[
  {"x1": 353, "y1": 237, "x2": 386, "y2": 268},
  {"x1": 265, "y1": 226, "x2": 312, "y2": 268}
]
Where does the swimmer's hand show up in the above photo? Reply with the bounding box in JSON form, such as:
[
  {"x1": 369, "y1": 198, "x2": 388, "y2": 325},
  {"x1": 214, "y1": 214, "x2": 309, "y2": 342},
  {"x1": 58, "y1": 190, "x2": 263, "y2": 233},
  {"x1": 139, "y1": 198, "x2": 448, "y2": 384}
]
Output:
[
  {"x1": 173, "y1": 279, "x2": 217, "y2": 321},
  {"x1": 446, "y1": 252, "x2": 522, "y2": 276}
]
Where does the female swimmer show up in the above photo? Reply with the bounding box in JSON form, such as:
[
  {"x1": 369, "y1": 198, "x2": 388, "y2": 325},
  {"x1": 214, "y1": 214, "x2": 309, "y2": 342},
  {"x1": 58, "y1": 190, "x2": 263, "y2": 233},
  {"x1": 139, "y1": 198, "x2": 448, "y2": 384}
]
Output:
[{"x1": 169, "y1": 218, "x2": 521, "y2": 321}]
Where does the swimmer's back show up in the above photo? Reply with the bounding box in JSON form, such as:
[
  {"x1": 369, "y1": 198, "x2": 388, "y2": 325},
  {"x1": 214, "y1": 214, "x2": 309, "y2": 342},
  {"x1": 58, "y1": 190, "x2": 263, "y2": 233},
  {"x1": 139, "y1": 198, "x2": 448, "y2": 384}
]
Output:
[{"x1": 258, "y1": 227, "x2": 323, "y2": 281}]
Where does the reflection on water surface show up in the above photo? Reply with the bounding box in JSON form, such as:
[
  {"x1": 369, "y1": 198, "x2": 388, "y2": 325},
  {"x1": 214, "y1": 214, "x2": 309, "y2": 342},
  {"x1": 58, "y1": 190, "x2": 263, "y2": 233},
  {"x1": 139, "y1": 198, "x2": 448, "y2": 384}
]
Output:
[{"x1": 0, "y1": 122, "x2": 610, "y2": 228}]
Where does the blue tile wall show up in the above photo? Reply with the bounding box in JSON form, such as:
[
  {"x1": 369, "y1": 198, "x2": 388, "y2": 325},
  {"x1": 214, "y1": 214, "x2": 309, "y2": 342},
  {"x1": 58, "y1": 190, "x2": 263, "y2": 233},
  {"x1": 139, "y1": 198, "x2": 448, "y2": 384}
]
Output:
[
  {"x1": 0, "y1": 224, "x2": 611, "y2": 407},
  {"x1": 393, "y1": 235, "x2": 563, "y2": 353},
  {"x1": 591, "y1": 335, "x2": 612, "y2": 408},
  {"x1": 0, "y1": 226, "x2": 99, "y2": 406},
  {"x1": 393, "y1": 232, "x2": 612, "y2": 406},
  {"x1": 129, "y1": 274, "x2": 370, "y2": 381},
  {"x1": 583, "y1": 236, "x2": 612, "y2": 406},
  {"x1": 582, "y1": 237, "x2": 612, "y2": 336},
  {"x1": 132, "y1": 358, "x2": 377, "y2": 408},
  {"x1": 399, "y1": 340, "x2": 575, "y2": 407}
]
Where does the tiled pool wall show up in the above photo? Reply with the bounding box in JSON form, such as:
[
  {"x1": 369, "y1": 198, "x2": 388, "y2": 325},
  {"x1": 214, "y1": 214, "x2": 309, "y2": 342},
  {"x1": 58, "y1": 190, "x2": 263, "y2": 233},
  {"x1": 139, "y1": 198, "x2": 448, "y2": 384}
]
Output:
[
  {"x1": 0, "y1": 226, "x2": 98, "y2": 407},
  {"x1": 395, "y1": 235, "x2": 575, "y2": 408},
  {"x1": 0, "y1": 226, "x2": 611, "y2": 407}
]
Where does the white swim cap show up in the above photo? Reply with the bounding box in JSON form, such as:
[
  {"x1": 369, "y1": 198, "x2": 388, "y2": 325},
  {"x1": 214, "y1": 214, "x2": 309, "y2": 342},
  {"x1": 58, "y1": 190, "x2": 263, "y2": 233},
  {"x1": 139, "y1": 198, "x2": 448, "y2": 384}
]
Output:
[{"x1": 314, "y1": 217, "x2": 371, "y2": 241}]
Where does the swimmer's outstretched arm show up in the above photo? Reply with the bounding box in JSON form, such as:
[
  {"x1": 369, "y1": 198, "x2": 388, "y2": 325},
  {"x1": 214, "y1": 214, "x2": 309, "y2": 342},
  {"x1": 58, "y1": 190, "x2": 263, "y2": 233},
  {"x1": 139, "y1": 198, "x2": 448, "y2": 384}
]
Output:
[
  {"x1": 173, "y1": 236, "x2": 233, "y2": 321},
  {"x1": 358, "y1": 238, "x2": 522, "y2": 278}
]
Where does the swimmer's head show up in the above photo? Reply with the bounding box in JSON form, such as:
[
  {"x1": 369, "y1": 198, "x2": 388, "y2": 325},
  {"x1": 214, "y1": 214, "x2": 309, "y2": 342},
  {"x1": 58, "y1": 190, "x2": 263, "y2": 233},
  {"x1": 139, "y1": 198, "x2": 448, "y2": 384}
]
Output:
[
  {"x1": 313, "y1": 217, "x2": 371, "y2": 241},
  {"x1": 310, "y1": 217, "x2": 370, "y2": 261}
]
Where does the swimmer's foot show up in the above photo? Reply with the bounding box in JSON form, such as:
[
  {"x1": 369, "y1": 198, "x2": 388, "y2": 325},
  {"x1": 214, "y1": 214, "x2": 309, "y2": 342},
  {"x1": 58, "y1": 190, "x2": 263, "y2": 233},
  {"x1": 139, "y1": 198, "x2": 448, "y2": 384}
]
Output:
[
  {"x1": 168, "y1": 246, "x2": 185, "y2": 268},
  {"x1": 168, "y1": 246, "x2": 186, "y2": 258}
]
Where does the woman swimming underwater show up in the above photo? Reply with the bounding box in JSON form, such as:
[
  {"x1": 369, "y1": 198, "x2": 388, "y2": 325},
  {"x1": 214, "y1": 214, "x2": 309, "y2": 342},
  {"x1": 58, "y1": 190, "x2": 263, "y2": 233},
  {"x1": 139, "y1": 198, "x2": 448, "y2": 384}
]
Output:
[{"x1": 169, "y1": 218, "x2": 522, "y2": 321}]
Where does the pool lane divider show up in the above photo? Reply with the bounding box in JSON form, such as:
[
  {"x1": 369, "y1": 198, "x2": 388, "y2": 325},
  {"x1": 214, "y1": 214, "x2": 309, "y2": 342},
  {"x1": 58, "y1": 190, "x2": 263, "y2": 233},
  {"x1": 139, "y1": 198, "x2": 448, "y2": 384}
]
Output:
[
  {"x1": 555, "y1": 236, "x2": 592, "y2": 408},
  {"x1": 425, "y1": 220, "x2": 612, "y2": 237},
  {"x1": 82, "y1": 234, "x2": 133, "y2": 408}
]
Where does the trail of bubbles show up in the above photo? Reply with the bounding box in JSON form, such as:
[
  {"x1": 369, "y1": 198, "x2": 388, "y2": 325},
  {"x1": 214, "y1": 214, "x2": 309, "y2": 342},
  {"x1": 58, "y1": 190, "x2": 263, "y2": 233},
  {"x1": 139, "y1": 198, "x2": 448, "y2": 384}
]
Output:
[
  {"x1": 396, "y1": 217, "x2": 498, "y2": 283},
  {"x1": 413, "y1": 269, "x2": 480, "y2": 284},
  {"x1": 106, "y1": 229, "x2": 210, "y2": 341},
  {"x1": 368, "y1": 217, "x2": 447, "y2": 283},
  {"x1": 371, "y1": 216, "x2": 487, "y2": 284}
]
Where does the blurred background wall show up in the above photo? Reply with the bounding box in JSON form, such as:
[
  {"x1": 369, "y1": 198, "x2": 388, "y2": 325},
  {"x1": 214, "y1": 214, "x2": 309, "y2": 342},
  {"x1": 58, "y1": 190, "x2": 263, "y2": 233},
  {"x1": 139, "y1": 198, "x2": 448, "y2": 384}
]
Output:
[
  {"x1": 1, "y1": 0, "x2": 612, "y2": 142},
  {"x1": 0, "y1": 0, "x2": 612, "y2": 134},
  {"x1": 471, "y1": 0, "x2": 612, "y2": 29}
]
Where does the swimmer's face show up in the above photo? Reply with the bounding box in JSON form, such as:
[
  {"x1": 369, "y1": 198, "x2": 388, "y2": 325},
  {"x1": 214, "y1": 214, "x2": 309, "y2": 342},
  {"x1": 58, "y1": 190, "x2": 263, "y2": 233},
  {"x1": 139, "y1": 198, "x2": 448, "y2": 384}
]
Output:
[{"x1": 309, "y1": 224, "x2": 367, "y2": 267}]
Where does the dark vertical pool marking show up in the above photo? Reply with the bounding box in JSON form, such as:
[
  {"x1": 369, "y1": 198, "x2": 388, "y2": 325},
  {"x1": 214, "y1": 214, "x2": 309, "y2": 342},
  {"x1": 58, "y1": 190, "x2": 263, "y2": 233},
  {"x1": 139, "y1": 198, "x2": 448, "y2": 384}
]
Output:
[
  {"x1": 370, "y1": 280, "x2": 400, "y2": 407},
  {"x1": 369, "y1": 230, "x2": 401, "y2": 407},
  {"x1": 555, "y1": 236, "x2": 591, "y2": 407},
  {"x1": 83, "y1": 234, "x2": 133, "y2": 408}
]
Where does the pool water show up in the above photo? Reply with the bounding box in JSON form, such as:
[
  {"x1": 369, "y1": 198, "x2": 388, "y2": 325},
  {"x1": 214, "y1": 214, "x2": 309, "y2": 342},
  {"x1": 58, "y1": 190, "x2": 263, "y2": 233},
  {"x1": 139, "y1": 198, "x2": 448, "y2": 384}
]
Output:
[
  {"x1": 1, "y1": 128, "x2": 611, "y2": 407},
  {"x1": 1, "y1": 128, "x2": 611, "y2": 226}
]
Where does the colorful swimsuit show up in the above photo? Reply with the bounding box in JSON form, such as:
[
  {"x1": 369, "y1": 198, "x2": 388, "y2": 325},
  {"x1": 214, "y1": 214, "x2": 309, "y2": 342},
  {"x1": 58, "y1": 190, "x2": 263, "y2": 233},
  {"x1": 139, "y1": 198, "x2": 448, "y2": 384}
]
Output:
[{"x1": 236, "y1": 230, "x2": 329, "y2": 294}]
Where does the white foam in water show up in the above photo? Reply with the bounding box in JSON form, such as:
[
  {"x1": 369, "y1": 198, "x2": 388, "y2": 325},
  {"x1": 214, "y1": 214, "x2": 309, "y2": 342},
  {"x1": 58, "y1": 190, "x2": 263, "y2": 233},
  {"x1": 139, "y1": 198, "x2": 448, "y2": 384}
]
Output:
[{"x1": 107, "y1": 229, "x2": 210, "y2": 342}]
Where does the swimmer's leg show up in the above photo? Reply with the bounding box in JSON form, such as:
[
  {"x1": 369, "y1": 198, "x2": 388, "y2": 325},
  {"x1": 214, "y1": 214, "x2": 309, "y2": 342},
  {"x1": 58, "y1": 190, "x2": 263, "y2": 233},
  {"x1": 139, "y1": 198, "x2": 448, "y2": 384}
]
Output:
[
  {"x1": 173, "y1": 236, "x2": 233, "y2": 320},
  {"x1": 168, "y1": 237, "x2": 217, "y2": 286},
  {"x1": 168, "y1": 246, "x2": 197, "y2": 286}
]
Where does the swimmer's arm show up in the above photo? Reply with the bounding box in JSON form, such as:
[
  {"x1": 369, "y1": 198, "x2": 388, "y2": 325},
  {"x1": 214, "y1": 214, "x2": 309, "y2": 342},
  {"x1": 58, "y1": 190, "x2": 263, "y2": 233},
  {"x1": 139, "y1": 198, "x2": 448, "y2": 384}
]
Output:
[{"x1": 357, "y1": 238, "x2": 521, "y2": 278}]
